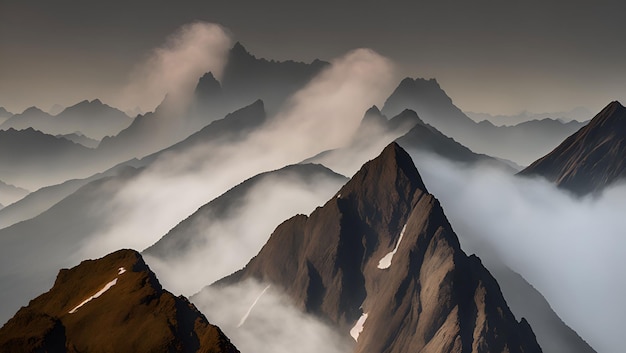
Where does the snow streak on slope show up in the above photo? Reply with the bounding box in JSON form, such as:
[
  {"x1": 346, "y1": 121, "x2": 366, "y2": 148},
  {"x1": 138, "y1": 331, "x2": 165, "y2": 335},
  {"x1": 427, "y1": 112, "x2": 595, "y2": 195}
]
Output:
[
  {"x1": 377, "y1": 224, "x2": 407, "y2": 269},
  {"x1": 69, "y1": 277, "x2": 119, "y2": 314}
]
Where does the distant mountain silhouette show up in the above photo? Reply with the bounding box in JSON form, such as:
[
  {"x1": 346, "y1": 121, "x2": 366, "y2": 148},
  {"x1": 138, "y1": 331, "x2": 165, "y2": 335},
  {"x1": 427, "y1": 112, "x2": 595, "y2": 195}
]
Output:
[
  {"x1": 213, "y1": 143, "x2": 543, "y2": 353},
  {"x1": 0, "y1": 249, "x2": 239, "y2": 353},
  {"x1": 0, "y1": 100, "x2": 132, "y2": 140},
  {"x1": 304, "y1": 107, "x2": 510, "y2": 176},
  {"x1": 0, "y1": 128, "x2": 94, "y2": 190},
  {"x1": 220, "y1": 42, "x2": 328, "y2": 114},
  {"x1": 382, "y1": 78, "x2": 585, "y2": 165},
  {"x1": 466, "y1": 107, "x2": 591, "y2": 126},
  {"x1": 56, "y1": 132, "x2": 100, "y2": 148},
  {"x1": 520, "y1": 101, "x2": 626, "y2": 195},
  {"x1": 490, "y1": 266, "x2": 597, "y2": 353},
  {"x1": 0, "y1": 107, "x2": 12, "y2": 124},
  {"x1": 302, "y1": 107, "x2": 422, "y2": 175},
  {"x1": 0, "y1": 180, "x2": 29, "y2": 208}
]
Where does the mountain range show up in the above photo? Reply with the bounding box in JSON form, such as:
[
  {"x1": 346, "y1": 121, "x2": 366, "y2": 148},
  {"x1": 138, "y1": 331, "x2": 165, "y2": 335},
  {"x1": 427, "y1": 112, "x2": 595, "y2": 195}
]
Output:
[
  {"x1": 1, "y1": 41, "x2": 624, "y2": 353},
  {"x1": 382, "y1": 78, "x2": 586, "y2": 166},
  {"x1": 0, "y1": 100, "x2": 132, "y2": 140},
  {"x1": 465, "y1": 107, "x2": 591, "y2": 126}
]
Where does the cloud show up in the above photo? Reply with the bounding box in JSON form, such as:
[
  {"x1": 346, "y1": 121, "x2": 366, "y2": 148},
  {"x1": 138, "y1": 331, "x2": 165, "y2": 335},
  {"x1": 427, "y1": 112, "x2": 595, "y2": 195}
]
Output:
[
  {"x1": 193, "y1": 279, "x2": 352, "y2": 353},
  {"x1": 407, "y1": 150, "x2": 626, "y2": 353},
  {"x1": 80, "y1": 47, "x2": 396, "y2": 263},
  {"x1": 142, "y1": 169, "x2": 346, "y2": 295},
  {"x1": 113, "y1": 22, "x2": 232, "y2": 112}
]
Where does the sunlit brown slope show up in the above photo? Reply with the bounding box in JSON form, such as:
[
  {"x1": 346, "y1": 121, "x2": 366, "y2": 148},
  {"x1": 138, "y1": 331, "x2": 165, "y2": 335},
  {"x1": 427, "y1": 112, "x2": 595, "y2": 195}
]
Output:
[{"x1": 0, "y1": 249, "x2": 238, "y2": 353}]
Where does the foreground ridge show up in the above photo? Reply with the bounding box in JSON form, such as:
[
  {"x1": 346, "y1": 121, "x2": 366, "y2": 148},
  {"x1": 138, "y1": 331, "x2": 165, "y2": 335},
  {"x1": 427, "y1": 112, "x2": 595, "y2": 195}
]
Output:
[{"x1": 0, "y1": 249, "x2": 239, "y2": 353}]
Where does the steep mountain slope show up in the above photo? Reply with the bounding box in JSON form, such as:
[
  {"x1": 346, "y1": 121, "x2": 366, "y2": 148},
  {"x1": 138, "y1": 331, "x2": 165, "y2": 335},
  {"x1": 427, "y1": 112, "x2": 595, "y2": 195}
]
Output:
[
  {"x1": 143, "y1": 163, "x2": 348, "y2": 294},
  {"x1": 0, "y1": 249, "x2": 239, "y2": 353},
  {"x1": 213, "y1": 143, "x2": 543, "y2": 353},
  {"x1": 520, "y1": 101, "x2": 626, "y2": 195},
  {"x1": 491, "y1": 266, "x2": 596, "y2": 353},
  {"x1": 381, "y1": 78, "x2": 585, "y2": 165},
  {"x1": 0, "y1": 100, "x2": 132, "y2": 140}
]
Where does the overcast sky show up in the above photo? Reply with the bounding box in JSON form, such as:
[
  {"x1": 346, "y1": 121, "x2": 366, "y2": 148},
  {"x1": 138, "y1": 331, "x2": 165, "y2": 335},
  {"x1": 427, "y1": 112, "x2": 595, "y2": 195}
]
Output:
[{"x1": 1, "y1": 0, "x2": 625, "y2": 115}]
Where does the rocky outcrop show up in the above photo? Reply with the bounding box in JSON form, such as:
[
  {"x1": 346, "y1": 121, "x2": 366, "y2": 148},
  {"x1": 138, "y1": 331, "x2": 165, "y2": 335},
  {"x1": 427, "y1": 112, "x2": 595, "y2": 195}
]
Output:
[{"x1": 0, "y1": 249, "x2": 239, "y2": 353}]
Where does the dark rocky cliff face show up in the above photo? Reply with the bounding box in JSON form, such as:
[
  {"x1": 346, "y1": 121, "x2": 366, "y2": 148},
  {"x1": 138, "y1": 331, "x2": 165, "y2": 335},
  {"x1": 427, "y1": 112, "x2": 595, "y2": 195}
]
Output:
[
  {"x1": 218, "y1": 142, "x2": 543, "y2": 353},
  {"x1": 520, "y1": 101, "x2": 626, "y2": 195},
  {"x1": 0, "y1": 249, "x2": 239, "y2": 353}
]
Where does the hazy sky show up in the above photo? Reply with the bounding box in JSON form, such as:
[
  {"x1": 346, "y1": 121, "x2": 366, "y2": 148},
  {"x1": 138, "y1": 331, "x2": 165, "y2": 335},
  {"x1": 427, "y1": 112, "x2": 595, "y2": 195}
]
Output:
[{"x1": 1, "y1": 0, "x2": 625, "y2": 115}]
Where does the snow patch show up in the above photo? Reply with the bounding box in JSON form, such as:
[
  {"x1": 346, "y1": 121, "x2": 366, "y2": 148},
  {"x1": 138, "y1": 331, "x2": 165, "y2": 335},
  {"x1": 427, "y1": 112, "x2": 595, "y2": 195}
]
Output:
[
  {"x1": 118, "y1": 267, "x2": 126, "y2": 275},
  {"x1": 337, "y1": 193, "x2": 341, "y2": 198},
  {"x1": 237, "y1": 285, "x2": 271, "y2": 327},
  {"x1": 349, "y1": 312, "x2": 368, "y2": 342},
  {"x1": 69, "y1": 278, "x2": 118, "y2": 314},
  {"x1": 377, "y1": 224, "x2": 407, "y2": 269}
]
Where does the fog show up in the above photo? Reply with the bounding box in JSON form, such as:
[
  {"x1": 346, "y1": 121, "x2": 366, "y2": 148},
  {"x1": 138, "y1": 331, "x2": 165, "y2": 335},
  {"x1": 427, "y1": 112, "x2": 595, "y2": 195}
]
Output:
[
  {"x1": 193, "y1": 279, "x2": 352, "y2": 353},
  {"x1": 143, "y1": 169, "x2": 346, "y2": 295},
  {"x1": 113, "y1": 22, "x2": 232, "y2": 113},
  {"x1": 408, "y1": 150, "x2": 626, "y2": 353},
  {"x1": 79, "y1": 48, "x2": 395, "y2": 261}
]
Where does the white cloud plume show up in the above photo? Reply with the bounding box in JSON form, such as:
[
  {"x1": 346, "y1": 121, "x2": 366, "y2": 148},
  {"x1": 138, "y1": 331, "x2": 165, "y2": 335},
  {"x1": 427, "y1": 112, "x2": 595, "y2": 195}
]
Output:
[
  {"x1": 113, "y1": 22, "x2": 232, "y2": 112},
  {"x1": 193, "y1": 279, "x2": 352, "y2": 353},
  {"x1": 80, "y1": 48, "x2": 395, "y2": 262},
  {"x1": 408, "y1": 150, "x2": 626, "y2": 353}
]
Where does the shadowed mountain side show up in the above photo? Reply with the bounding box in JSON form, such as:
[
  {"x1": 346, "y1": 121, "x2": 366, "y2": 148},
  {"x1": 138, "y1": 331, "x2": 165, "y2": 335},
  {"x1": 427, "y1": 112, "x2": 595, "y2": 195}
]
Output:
[
  {"x1": 220, "y1": 42, "x2": 328, "y2": 115},
  {"x1": 519, "y1": 101, "x2": 626, "y2": 195},
  {"x1": 0, "y1": 181, "x2": 29, "y2": 208},
  {"x1": 381, "y1": 78, "x2": 585, "y2": 165},
  {"x1": 0, "y1": 161, "x2": 143, "y2": 230},
  {"x1": 98, "y1": 96, "x2": 266, "y2": 164},
  {"x1": 212, "y1": 143, "x2": 543, "y2": 353},
  {"x1": 0, "y1": 249, "x2": 239, "y2": 353},
  {"x1": 56, "y1": 132, "x2": 100, "y2": 148},
  {"x1": 490, "y1": 266, "x2": 596, "y2": 353},
  {"x1": 139, "y1": 100, "x2": 267, "y2": 166},
  {"x1": 0, "y1": 100, "x2": 132, "y2": 140},
  {"x1": 143, "y1": 163, "x2": 348, "y2": 294},
  {"x1": 0, "y1": 128, "x2": 94, "y2": 190}
]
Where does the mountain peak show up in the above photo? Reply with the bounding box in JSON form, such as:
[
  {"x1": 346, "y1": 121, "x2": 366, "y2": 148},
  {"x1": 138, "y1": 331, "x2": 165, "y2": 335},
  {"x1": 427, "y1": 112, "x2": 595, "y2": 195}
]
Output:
[
  {"x1": 0, "y1": 249, "x2": 239, "y2": 353},
  {"x1": 340, "y1": 142, "x2": 427, "y2": 198},
  {"x1": 195, "y1": 71, "x2": 222, "y2": 98},
  {"x1": 215, "y1": 142, "x2": 542, "y2": 353},
  {"x1": 520, "y1": 100, "x2": 626, "y2": 194},
  {"x1": 231, "y1": 41, "x2": 253, "y2": 58}
]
